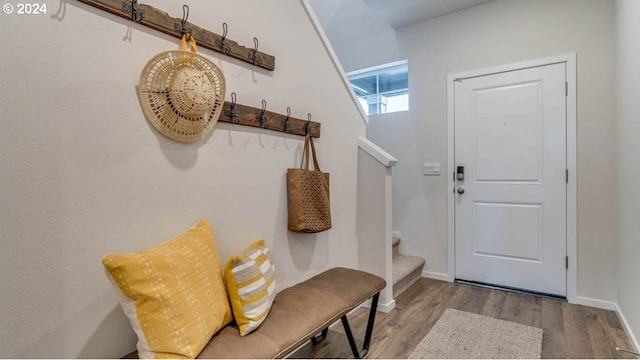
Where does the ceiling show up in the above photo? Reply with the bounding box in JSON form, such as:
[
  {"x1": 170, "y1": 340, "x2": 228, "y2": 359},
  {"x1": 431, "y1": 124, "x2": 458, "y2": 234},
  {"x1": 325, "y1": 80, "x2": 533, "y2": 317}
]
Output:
[{"x1": 363, "y1": 0, "x2": 495, "y2": 29}]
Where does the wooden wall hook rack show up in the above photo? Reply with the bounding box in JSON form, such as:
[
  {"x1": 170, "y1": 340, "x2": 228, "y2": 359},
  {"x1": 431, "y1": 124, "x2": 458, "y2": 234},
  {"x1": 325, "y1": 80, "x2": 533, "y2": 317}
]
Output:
[
  {"x1": 77, "y1": 0, "x2": 276, "y2": 71},
  {"x1": 218, "y1": 101, "x2": 321, "y2": 138}
]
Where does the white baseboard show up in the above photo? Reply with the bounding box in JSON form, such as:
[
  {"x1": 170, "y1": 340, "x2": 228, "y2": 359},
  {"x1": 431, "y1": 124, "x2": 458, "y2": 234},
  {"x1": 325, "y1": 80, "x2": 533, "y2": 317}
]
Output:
[
  {"x1": 615, "y1": 304, "x2": 640, "y2": 355},
  {"x1": 575, "y1": 296, "x2": 616, "y2": 310},
  {"x1": 422, "y1": 270, "x2": 453, "y2": 282},
  {"x1": 283, "y1": 339, "x2": 311, "y2": 358},
  {"x1": 378, "y1": 299, "x2": 396, "y2": 312},
  {"x1": 361, "y1": 298, "x2": 396, "y2": 313},
  {"x1": 283, "y1": 320, "x2": 342, "y2": 358},
  {"x1": 392, "y1": 231, "x2": 401, "y2": 238}
]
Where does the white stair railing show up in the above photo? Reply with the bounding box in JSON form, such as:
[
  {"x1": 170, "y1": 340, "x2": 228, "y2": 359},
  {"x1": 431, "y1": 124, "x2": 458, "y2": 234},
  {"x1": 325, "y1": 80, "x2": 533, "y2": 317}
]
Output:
[{"x1": 356, "y1": 137, "x2": 398, "y2": 312}]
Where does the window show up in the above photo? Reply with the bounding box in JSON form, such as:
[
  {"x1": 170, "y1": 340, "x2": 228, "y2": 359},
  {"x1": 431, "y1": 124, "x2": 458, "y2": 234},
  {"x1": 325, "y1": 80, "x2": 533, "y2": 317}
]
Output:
[{"x1": 347, "y1": 60, "x2": 409, "y2": 115}]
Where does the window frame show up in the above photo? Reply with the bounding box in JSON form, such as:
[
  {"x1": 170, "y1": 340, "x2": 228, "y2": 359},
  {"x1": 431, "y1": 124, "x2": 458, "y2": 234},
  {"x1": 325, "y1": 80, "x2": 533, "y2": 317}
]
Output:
[{"x1": 347, "y1": 60, "x2": 409, "y2": 116}]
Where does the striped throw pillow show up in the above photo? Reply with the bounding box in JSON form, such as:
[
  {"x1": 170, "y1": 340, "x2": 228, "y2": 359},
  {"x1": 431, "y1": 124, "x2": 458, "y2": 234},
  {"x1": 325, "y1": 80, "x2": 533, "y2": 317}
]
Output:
[{"x1": 224, "y1": 239, "x2": 276, "y2": 336}]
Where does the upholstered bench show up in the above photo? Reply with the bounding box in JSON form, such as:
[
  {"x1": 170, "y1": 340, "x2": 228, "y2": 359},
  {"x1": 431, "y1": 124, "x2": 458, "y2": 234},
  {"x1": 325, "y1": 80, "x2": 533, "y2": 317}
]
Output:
[
  {"x1": 197, "y1": 267, "x2": 385, "y2": 358},
  {"x1": 107, "y1": 220, "x2": 386, "y2": 359},
  {"x1": 124, "y1": 267, "x2": 385, "y2": 359}
]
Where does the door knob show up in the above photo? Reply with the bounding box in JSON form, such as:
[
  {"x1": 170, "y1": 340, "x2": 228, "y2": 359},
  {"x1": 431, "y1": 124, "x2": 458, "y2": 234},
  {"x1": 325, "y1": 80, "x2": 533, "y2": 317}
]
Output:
[{"x1": 456, "y1": 187, "x2": 465, "y2": 195}]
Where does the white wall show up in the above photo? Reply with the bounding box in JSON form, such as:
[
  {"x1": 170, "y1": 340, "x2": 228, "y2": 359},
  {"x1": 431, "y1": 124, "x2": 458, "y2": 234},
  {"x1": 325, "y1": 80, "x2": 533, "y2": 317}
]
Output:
[
  {"x1": 366, "y1": 0, "x2": 618, "y2": 304},
  {"x1": 308, "y1": 0, "x2": 400, "y2": 72},
  {"x1": 615, "y1": 0, "x2": 640, "y2": 349},
  {"x1": 0, "y1": 0, "x2": 365, "y2": 357}
]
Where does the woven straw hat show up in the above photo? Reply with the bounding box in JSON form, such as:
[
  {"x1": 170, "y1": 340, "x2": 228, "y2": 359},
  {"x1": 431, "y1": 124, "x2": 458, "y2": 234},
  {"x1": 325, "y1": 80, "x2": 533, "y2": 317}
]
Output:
[{"x1": 138, "y1": 35, "x2": 226, "y2": 143}]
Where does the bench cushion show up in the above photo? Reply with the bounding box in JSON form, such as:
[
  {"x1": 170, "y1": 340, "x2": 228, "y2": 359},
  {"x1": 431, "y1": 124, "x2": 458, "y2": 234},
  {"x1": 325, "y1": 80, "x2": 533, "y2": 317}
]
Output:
[{"x1": 197, "y1": 267, "x2": 386, "y2": 359}]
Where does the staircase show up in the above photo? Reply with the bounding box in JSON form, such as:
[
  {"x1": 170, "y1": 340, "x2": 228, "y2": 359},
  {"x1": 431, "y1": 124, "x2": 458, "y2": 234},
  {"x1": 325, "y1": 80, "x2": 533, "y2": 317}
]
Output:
[{"x1": 392, "y1": 236, "x2": 426, "y2": 297}]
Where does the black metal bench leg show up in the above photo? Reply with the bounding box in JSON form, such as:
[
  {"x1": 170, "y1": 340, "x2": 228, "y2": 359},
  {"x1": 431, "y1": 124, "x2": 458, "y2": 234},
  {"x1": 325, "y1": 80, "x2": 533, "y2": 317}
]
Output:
[
  {"x1": 341, "y1": 315, "x2": 361, "y2": 358},
  {"x1": 341, "y1": 292, "x2": 381, "y2": 359},
  {"x1": 311, "y1": 328, "x2": 329, "y2": 345},
  {"x1": 362, "y1": 292, "x2": 380, "y2": 355}
]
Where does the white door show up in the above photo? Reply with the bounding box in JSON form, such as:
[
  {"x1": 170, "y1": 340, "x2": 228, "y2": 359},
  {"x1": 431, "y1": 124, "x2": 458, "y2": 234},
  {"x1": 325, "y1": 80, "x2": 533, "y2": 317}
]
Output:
[{"x1": 454, "y1": 62, "x2": 567, "y2": 297}]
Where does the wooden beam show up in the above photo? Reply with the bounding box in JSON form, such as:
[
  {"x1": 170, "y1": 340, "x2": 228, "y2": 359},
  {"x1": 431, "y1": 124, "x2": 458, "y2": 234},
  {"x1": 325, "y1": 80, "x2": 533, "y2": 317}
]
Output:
[
  {"x1": 218, "y1": 102, "x2": 321, "y2": 138},
  {"x1": 76, "y1": 0, "x2": 276, "y2": 71}
]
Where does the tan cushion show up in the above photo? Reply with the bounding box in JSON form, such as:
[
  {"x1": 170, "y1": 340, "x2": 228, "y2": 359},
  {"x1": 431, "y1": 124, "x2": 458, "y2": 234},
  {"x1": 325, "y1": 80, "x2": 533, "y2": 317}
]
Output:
[{"x1": 197, "y1": 267, "x2": 385, "y2": 359}]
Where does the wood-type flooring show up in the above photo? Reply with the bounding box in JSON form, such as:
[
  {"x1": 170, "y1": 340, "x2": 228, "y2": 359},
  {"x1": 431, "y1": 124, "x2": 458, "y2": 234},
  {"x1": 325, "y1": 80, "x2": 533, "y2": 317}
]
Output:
[{"x1": 291, "y1": 277, "x2": 637, "y2": 359}]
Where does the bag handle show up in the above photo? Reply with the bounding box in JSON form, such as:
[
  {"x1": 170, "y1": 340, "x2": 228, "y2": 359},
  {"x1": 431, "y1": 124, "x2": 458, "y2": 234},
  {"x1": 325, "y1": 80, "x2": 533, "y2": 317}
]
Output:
[
  {"x1": 300, "y1": 135, "x2": 321, "y2": 171},
  {"x1": 179, "y1": 34, "x2": 197, "y2": 52},
  {"x1": 301, "y1": 135, "x2": 310, "y2": 170},
  {"x1": 308, "y1": 135, "x2": 321, "y2": 171}
]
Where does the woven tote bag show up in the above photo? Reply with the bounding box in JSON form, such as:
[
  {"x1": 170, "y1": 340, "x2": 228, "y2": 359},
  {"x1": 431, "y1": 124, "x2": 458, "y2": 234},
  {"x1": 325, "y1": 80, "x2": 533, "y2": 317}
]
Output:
[{"x1": 287, "y1": 135, "x2": 331, "y2": 233}]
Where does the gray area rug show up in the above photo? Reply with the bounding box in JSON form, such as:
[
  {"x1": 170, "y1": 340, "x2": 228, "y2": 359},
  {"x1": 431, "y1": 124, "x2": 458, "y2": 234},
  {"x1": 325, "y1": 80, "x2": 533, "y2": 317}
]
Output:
[{"x1": 409, "y1": 308, "x2": 543, "y2": 359}]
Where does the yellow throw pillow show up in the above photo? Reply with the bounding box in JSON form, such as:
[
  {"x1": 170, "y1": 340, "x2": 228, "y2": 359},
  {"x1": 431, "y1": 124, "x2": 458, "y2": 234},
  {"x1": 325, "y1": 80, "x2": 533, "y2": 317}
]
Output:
[
  {"x1": 225, "y1": 239, "x2": 276, "y2": 336},
  {"x1": 102, "y1": 219, "x2": 232, "y2": 359}
]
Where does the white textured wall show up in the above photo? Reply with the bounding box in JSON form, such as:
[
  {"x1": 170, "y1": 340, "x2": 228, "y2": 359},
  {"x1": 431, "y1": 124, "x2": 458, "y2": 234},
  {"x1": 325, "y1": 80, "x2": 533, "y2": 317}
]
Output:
[
  {"x1": 615, "y1": 0, "x2": 640, "y2": 349},
  {"x1": 308, "y1": 0, "x2": 400, "y2": 72},
  {"x1": 366, "y1": 0, "x2": 618, "y2": 303},
  {"x1": 0, "y1": 0, "x2": 365, "y2": 357}
]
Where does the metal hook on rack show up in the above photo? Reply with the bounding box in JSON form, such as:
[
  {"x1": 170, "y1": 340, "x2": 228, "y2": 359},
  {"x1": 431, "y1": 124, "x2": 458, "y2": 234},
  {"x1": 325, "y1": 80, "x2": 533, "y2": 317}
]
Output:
[
  {"x1": 224, "y1": 92, "x2": 239, "y2": 123},
  {"x1": 174, "y1": 4, "x2": 191, "y2": 37},
  {"x1": 215, "y1": 22, "x2": 231, "y2": 55},
  {"x1": 282, "y1": 107, "x2": 291, "y2": 132},
  {"x1": 305, "y1": 113, "x2": 312, "y2": 135},
  {"x1": 256, "y1": 100, "x2": 268, "y2": 128},
  {"x1": 249, "y1": 37, "x2": 262, "y2": 66},
  {"x1": 122, "y1": 0, "x2": 145, "y2": 23},
  {"x1": 181, "y1": 5, "x2": 189, "y2": 34},
  {"x1": 221, "y1": 22, "x2": 228, "y2": 42}
]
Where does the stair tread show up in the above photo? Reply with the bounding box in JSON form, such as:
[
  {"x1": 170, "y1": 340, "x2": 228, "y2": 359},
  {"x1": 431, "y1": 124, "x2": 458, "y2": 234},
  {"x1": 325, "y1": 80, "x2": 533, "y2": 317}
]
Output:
[
  {"x1": 392, "y1": 254, "x2": 425, "y2": 285},
  {"x1": 392, "y1": 237, "x2": 401, "y2": 259},
  {"x1": 392, "y1": 237, "x2": 401, "y2": 247}
]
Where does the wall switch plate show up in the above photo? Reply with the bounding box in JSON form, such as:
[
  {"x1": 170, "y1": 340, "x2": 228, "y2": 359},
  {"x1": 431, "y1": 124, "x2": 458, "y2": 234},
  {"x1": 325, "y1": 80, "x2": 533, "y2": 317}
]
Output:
[{"x1": 423, "y1": 162, "x2": 440, "y2": 176}]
